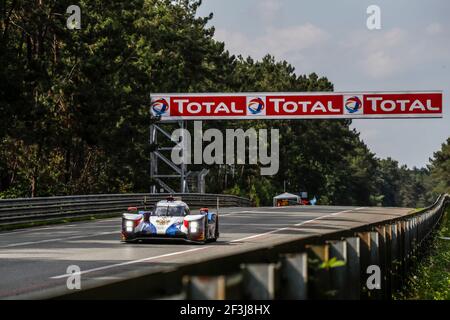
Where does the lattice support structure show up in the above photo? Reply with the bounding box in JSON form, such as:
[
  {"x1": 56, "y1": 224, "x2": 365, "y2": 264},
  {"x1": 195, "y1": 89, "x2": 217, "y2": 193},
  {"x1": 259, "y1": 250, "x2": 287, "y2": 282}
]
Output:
[{"x1": 149, "y1": 121, "x2": 198, "y2": 193}]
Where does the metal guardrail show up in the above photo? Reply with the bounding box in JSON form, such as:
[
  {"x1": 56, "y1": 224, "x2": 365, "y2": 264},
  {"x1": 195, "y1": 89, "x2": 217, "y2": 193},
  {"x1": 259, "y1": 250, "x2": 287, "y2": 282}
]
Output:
[
  {"x1": 46, "y1": 193, "x2": 449, "y2": 300},
  {"x1": 0, "y1": 193, "x2": 252, "y2": 227}
]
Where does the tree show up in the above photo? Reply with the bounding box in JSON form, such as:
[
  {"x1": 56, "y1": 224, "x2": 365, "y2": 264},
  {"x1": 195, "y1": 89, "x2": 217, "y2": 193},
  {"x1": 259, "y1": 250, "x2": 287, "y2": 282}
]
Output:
[
  {"x1": 0, "y1": 0, "x2": 441, "y2": 209},
  {"x1": 0, "y1": 0, "x2": 235, "y2": 197},
  {"x1": 429, "y1": 137, "x2": 450, "y2": 196}
]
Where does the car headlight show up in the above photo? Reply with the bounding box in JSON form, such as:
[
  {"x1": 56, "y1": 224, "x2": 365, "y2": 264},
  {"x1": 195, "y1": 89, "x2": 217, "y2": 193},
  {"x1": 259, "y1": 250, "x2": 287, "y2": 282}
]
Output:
[
  {"x1": 125, "y1": 220, "x2": 134, "y2": 232},
  {"x1": 125, "y1": 220, "x2": 134, "y2": 228},
  {"x1": 190, "y1": 221, "x2": 199, "y2": 233}
]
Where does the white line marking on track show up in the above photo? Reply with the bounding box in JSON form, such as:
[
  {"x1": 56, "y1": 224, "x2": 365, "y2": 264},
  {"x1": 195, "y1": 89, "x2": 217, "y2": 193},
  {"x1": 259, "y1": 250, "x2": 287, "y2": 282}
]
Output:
[
  {"x1": 229, "y1": 207, "x2": 366, "y2": 243},
  {"x1": 0, "y1": 231, "x2": 120, "y2": 248},
  {"x1": 51, "y1": 246, "x2": 210, "y2": 279},
  {"x1": 0, "y1": 218, "x2": 121, "y2": 236}
]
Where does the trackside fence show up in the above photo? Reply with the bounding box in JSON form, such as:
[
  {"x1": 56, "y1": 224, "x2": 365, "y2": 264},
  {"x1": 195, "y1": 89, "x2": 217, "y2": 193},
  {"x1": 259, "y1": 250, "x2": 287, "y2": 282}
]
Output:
[{"x1": 0, "y1": 193, "x2": 252, "y2": 228}]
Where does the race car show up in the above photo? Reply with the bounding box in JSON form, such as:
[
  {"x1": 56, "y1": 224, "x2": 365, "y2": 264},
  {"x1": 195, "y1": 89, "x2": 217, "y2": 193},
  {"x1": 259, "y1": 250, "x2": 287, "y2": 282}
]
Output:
[{"x1": 121, "y1": 196, "x2": 219, "y2": 243}]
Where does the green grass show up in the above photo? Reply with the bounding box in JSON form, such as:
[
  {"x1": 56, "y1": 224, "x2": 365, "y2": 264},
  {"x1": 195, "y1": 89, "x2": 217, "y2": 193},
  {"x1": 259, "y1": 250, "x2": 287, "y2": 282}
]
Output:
[{"x1": 395, "y1": 207, "x2": 450, "y2": 300}]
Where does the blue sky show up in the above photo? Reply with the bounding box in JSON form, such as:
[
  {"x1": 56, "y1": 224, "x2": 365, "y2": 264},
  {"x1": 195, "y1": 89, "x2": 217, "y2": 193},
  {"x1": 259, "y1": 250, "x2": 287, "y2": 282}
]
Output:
[{"x1": 197, "y1": 0, "x2": 450, "y2": 168}]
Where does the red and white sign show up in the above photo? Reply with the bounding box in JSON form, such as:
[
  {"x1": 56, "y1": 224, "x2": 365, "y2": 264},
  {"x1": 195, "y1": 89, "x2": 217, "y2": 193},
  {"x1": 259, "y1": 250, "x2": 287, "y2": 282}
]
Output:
[{"x1": 150, "y1": 92, "x2": 443, "y2": 121}]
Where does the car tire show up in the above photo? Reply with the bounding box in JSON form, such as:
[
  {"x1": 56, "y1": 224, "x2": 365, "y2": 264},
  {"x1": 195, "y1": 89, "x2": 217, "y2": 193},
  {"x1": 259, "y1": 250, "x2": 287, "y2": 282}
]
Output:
[
  {"x1": 211, "y1": 217, "x2": 219, "y2": 242},
  {"x1": 204, "y1": 218, "x2": 209, "y2": 243}
]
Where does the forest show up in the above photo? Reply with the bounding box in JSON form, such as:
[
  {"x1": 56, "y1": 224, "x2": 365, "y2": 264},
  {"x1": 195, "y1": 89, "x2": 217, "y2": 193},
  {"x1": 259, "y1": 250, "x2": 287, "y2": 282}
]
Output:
[{"x1": 1, "y1": 0, "x2": 448, "y2": 207}]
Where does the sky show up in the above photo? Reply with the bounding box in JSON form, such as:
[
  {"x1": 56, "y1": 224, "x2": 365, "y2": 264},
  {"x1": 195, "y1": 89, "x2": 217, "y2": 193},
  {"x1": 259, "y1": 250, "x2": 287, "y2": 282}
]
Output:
[{"x1": 197, "y1": 0, "x2": 450, "y2": 168}]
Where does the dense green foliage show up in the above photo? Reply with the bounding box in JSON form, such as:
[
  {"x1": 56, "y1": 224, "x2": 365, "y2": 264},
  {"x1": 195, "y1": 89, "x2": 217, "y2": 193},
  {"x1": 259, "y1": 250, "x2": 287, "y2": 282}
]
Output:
[
  {"x1": 395, "y1": 208, "x2": 450, "y2": 300},
  {"x1": 0, "y1": 1, "x2": 448, "y2": 206}
]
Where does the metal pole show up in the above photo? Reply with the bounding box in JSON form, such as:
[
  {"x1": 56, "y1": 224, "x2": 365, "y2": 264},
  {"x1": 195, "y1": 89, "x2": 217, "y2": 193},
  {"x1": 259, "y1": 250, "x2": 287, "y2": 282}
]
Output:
[
  {"x1": 280, "y1": 253, "x2": 308, "y2": 299},
  {"x1": 217, "y1": 197, "x2": 220, "y2": 214},
  {"x1": 329, "y1": 240, "x2": 348, "y2": 299},
  {"x1": 180, "y1": 121, "x2": 187, "y2": 193},
  {"x1": 149, "y1": 123, "x2": 157, "y2": 193},
  {"x1": 346, "y1": 237, "x2": 361, "y2": 299}
]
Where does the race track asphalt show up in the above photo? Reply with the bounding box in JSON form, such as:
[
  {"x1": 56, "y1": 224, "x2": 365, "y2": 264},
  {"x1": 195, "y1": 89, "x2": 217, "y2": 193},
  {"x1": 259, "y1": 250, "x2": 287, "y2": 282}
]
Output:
[{"x1": 0, "y1": 205, "x2": 412, "y2": 299}]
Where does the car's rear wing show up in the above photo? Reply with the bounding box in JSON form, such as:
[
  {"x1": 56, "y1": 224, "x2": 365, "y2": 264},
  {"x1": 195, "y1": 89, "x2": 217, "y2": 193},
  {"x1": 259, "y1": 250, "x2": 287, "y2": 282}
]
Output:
[{"x1": 166, "y1": 195, "x2": 182, "y2": 202}]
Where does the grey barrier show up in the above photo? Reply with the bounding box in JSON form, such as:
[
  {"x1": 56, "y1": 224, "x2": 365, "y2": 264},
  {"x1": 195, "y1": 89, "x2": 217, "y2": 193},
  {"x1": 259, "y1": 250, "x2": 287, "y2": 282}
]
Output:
[{"x1": 0, "y1": 193, "x2": 252, "y2": 227}]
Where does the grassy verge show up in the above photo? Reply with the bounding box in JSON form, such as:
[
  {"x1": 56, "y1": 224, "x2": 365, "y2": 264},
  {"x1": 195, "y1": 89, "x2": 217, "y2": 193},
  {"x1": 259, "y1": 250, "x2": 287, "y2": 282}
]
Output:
[{"x1": 395, "y1": 207, "x2": 450, "y2": 300}]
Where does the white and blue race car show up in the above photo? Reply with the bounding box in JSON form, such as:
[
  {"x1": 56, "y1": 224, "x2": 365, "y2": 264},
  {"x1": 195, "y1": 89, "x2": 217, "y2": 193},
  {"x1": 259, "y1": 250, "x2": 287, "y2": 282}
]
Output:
[{"x1": 121, "y1": 196, "x2": 219, "y2": 243}]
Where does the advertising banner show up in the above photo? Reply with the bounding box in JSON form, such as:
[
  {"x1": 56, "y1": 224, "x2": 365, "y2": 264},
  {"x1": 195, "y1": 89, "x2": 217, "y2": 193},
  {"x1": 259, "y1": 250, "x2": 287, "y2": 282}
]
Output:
[{"x1": 150, "y1": 92, "x2": 443, "y2": 121}]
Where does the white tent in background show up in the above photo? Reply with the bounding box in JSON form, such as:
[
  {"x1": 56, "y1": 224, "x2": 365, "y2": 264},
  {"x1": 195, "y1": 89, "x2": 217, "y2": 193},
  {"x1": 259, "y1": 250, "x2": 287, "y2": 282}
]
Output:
[{"x1": 273, "y1": 192, "x2": 300, "y2": 207}]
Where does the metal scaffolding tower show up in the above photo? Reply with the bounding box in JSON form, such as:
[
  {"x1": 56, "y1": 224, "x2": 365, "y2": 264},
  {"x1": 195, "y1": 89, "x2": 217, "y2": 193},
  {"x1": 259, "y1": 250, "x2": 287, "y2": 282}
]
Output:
[
  {"x1": 150, "y1": 121, "x2": 209, "y2": 194},
  {"x1": 150, "y1": 121, "x2": 186, "y2": 193}
]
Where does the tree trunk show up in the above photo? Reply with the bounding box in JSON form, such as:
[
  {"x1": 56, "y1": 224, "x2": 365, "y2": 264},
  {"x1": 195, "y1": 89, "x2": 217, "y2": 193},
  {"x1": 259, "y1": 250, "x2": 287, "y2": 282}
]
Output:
[{"x1": 30, "y1": 175, "x2": 36, "y2": 198}]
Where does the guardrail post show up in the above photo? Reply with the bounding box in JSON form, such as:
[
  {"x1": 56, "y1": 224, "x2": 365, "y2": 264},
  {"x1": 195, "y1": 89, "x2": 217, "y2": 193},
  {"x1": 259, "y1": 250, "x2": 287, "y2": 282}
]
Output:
[
  {"x1": 427, "y1": 212, "x2": 432, "y2": 235},
  {"x1": 384, "y1": 225, "x2": 393, "y2": 298},
  {"x1": 307, "y1": 244, "x2": 331, "y2": 299},
  {"x1": 375, "y1": 226, "x2": 388, "y2": 299},
  {"x1": 432, "y1": 208, "x2": 438, "y2": 225},
  {"x1": 409, "y1": 219, "x2": 414, "y2": 255},
  {"x1": 357, "y1": 231, "x2": 371, "y2": 299},
  {"x1": 357, "y1": 231, "x2": 380, "y2": 299},
  {"x1": 429, "y1": 211, "x2": 433, "y2": 230},
  {"x1": 330, "y1": 238, "x2": 362, "y2": 300},
  {"x1": 422, "y1": 214, "x2": 426, "y2": 242},
  {"x1": 415, "y1": 216, "x2": 420, "y2": 245},
  {"x1": 280, "y1": 253, "x2": 308, "y2": 299},
  {"x1": 429, "y1": 210, "x2": 435, "y2": 232},
  {"x1": 186, "y1": 275, "x2": 226, "y2": 299},
  {"x1": 368, "y1": 231, "x2": 381, "y2": 299},
  {"x1": 428, "y1": 211, "x2": 432, "y2": 229},
  {"x1": 346, "y1": 237, "x2": 361, "y2": 300},
  {"x1": 411, "y1": 217, "x2": 417, "y2": 253},
  {"x1": 398, "y1": 220, "x2": 407, "y2": 284},
  {"x1": 389, "y1": 223, "x2": 400, "y2": 292},
  {"x1": 328, "y1": 240, "x2": 348, "y2": 299},
  {"x1": 185, "y1": 274, "x2": 243, "y2": 299},
  {"x1": 404, "y1": 219, "x2": 412, "y2": 274},
  {"x1": 418, "y1": 215, "x2": 424, "y2": 244},
  {"x1": 242, "y1": 263, "x2": 280, "y2": 300}
]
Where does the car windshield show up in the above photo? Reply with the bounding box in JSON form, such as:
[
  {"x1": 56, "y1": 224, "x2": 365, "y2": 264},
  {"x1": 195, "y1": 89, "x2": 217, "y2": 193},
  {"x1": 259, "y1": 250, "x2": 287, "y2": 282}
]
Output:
[{"x1": 152, "y1": 206, "x2": 185, "y2": 217}]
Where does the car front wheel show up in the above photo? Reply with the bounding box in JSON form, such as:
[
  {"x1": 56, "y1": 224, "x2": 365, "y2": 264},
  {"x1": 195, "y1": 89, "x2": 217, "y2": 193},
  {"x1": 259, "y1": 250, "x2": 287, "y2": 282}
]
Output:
[{"x1": 211, "y1": 218, "x2": 219, "y2": 242}]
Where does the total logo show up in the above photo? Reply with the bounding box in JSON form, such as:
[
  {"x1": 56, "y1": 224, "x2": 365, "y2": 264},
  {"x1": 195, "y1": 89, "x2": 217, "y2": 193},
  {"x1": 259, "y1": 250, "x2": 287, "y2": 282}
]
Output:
[
  {"x1": 151, "y1": 98, "x2": 170, "y2": 116},
  {"x1": 246, "y1": 97, "x2": 266, "y2": 116},
  {"x1": 344, "y1": 95, "x2": 363, "y2": 115}
]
